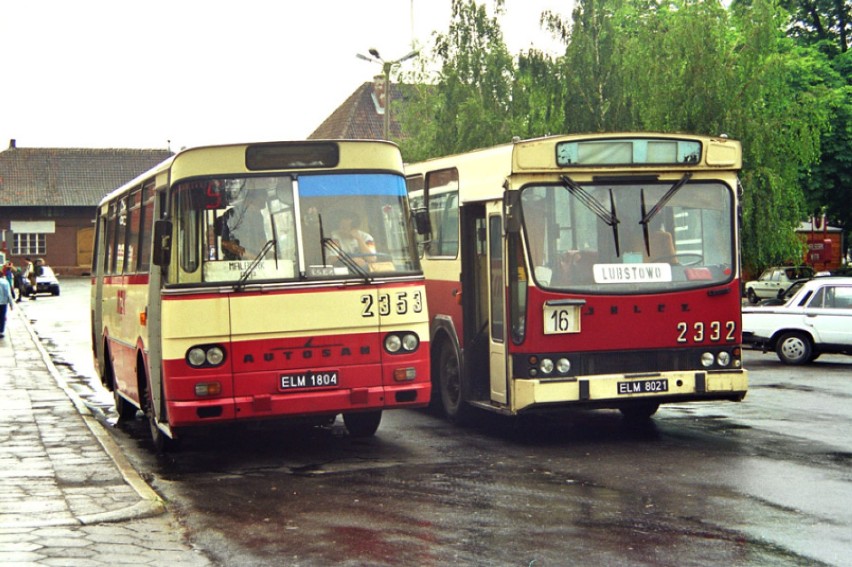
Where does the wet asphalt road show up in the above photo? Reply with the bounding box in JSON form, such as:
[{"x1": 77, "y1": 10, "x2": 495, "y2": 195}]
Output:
[{"x1": 23, "y1": 277, "x2": 852, "y2": 566}]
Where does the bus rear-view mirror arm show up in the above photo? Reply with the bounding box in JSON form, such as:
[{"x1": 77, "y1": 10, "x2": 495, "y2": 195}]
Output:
[
  {"x1": 411, "y1": 207, "x2": 431, "y2": 236},
  {"x1": 152, "y1": 219, "x2": 173, "y2": 267},
  {"x1": 504, "y1": 190, "x2": 521, "y2": 234}
]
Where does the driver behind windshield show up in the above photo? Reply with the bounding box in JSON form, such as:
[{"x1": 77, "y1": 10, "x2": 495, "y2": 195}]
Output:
[
  {"x1": 330, "y1": 211, "x2": 376, "y2": 264},
  {"x1": 217, "y1": 188, "x2": 268, "y2": 260}
]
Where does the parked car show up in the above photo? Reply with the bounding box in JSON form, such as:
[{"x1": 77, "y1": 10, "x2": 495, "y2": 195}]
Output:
[
  {"x1": 756, "y1": 278, "x2": 810, "y2": 306},
  {"x1": 742, "y1": 277, "x2": 852, "y2": 364},
  {"x1": 22, "y1": 265, "x2": 61, "y2": 297},
  {"x1": 743, "y1": 265, "x2": 815, "y2": 304}
]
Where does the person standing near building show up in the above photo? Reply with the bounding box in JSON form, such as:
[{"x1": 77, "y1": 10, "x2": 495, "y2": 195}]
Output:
[{"x1": 0, "y1": 272, "x2": 13, "y2": 338}]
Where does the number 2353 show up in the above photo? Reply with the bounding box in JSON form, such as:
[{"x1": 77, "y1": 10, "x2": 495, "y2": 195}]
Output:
[
  {"x1": 361, "y1": 291, "x2": 423, "y2": 317},
  {"x1": 676, "y1": 321, "x2": 736, "y2": 343}
]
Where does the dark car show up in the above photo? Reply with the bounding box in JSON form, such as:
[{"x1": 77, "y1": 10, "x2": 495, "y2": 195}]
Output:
[{"x1": 23, "y1": 265, "x2": 61, "y2": 296}]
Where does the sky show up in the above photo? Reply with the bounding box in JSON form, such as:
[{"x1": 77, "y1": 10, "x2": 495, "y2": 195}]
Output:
[{"x1": 1, "y1": 0, "x2": 571, "y2": 151}]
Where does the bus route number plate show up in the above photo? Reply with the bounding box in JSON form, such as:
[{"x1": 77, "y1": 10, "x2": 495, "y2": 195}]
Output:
[
  {"x1": 280, "y1": 371, "x2": 339, "y2": 390},
  {"x1": 543, "y1": 304, "x2": 581, "y2": 335},
  {"x1": 617, "y1": 379, "x2": 668, "y2": 395}
]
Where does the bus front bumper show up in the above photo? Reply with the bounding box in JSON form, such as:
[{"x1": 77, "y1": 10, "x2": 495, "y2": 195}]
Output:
[
  {"x1": 512, "y1": 369, "x2": 748, "y2": 413},
  {"x1": 165, "y1": 382, "x2": 431, "y2": 428}
]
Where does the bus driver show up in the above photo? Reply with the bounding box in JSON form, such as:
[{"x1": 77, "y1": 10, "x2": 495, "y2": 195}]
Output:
[{"x1": 218, "y1": 188, "x2": 268, "y2": 260}]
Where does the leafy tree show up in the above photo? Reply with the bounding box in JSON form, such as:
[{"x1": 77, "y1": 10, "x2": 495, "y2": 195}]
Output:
[
  {"x1": 800, "y1": 49, "x2": 852, "y2": 256},
  {"x1": 401, "y1": 0, "x2": 838, "y2": 272},
  {"x1": 511, "y1": 48, "x2": 565, "y2": 138},
  {"x1": 543, "y1": 0, "x2": 633, "y2": 132},
  {"x1": 782, "y1": 0, "x2": 850, "y2": 53},
  {"x1": 399, "y1": 0, "x2": 515, "y2": 161}
]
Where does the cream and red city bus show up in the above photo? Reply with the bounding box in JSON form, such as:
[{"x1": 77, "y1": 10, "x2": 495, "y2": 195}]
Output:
[
  {"x1": 91, "y1": 140, "x2": 430, "y2": 450},
  {"x1": 405, "y1": 133, "x2": 747, "y2": 422}
]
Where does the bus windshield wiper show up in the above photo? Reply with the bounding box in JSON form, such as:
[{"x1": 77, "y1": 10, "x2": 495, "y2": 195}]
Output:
[
  {"x1": 560, "y1": 175, "x2": 621, "y2": 256},
  {"x1": 322, "y1": 237, "x2": 372, "y2": 283},
  {"x1": 639, "y1": 172, "x2": 691, "y2": 255},
  {"x1": 235, "y1": 239, "x2": 275, "y2": 291}
]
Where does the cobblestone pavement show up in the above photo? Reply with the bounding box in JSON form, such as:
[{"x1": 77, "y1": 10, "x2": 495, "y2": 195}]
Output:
[{"x1": 0, "y1": 307, "x2": 214, "y2": 566}]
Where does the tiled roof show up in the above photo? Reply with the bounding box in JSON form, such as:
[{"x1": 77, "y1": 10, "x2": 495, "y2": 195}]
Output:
[
  {"x1": 0, "y1": 146, "x2": 172, "y2": 207},
  {"x1": 309, "y1": 81, "x2": 408, "y2": 141}
]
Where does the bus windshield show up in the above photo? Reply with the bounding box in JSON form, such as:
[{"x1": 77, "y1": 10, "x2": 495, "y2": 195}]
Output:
[
  {"x1": 174, "y1": 172, "x2": 420, "y2": 283},
  {"x1": 521, "y1": 180, "x2": 734, "y2": 293}
]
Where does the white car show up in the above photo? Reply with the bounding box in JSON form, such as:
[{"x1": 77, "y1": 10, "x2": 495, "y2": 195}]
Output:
[
  {"x1": 743, "y1": 265, "x2": 814, "y2": 304},
  {"x1": 23, "y1": 264, "x2": 61, "y2": 297},
  {"x1": 742, "y1": 277, "x2": 852, "y2": 364}
]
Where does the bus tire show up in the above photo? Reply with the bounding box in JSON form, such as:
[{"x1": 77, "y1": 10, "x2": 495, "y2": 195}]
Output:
[
  {"x1": 620, "y1": 403, "x2": 660, "y2": 421},
  {"x1": 437, "y1": 341, "x2": 473, "y2": 424},
  {"x1": 343, "y1": 411, "x2": 382, "y2": 438},
  {"x1": 144, "y1": 381, "x2": 178, "y2": 453},
  {"x1": 103, "y1": 343, "x2": 136, "y2": 421},
  {"x1": 113, "y1": 384, "x2": 137, "y2": 422}
]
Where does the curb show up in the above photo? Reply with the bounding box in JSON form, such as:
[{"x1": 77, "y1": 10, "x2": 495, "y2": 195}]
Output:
[{"x1": 16, "y1": 308, "x2": 166, "y2": 527}]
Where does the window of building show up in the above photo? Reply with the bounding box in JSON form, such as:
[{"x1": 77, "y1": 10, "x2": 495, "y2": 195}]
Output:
[{"x1": 12, "y1": 233, "x2": 47, "y2": 256}]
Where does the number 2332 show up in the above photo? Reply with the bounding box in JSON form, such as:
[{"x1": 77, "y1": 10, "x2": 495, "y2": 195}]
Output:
[
  {"x1": 361, "y1": 291, "x2": 424, "y2": 317},
  {"x1": 676, "y1": 321, "x2": 736, "y2": 343}
]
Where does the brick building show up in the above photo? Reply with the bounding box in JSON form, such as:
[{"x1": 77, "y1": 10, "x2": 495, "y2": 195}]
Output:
[{"x1": 0, "y1": 140, "x2": 171, "y2": 275}]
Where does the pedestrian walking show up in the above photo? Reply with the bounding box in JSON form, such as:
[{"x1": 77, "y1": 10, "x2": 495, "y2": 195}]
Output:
[
  {"x1": 13, "y1": 266, "x2": 24, "y2": 302},
  {"x1": 25, "y1": 256, "x2": 38, "y2": 300},
  {"x1": 0, "y1": 272, "x2": 13, "y2": 338},
  {"x1": 2, "y1": 261, "x2": 13, "y2": 290}
]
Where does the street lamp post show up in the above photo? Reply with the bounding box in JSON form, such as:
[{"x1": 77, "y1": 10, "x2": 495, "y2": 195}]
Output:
[{"x1": 356, "y1": 48, "x2": 418, "y2": 140}]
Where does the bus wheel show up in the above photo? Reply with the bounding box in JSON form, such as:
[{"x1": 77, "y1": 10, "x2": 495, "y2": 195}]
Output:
[
  {"x1": 438, "y1": 341, "x2": 472, "y2": 424},
  {"x1": 113, "y1": 384, "x2": 137, "y2": 422},
  {"x1": 343, "y1": 411, "x2": 382, "y2": 438},
  {"x1": 775, "y1": 331, "x2": 812, "y2": 365},
  {"x1": 620, "y1": 403, "x2": 660, "y2": 421},
  {"x1": 145, "y1": 389, "x2": 177, "y2": 453}
]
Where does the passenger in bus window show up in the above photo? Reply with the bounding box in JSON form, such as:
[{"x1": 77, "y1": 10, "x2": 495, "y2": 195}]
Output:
[
  {"x1": 218, "y1": 188, "x2": 268, "y2": 260},
  {"x1": 331, "y1": 211, "x2": 376, "y2": 264}
]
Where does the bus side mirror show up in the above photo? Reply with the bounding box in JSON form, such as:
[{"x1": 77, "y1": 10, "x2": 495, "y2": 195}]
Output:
[
  {"x1": 505, "y1": 191, "x2": 521, "y2": 233},
  {"x1": 412, "y1": 207, "x2": 431, "y2": 236},
  {"x1": 152, "y1": 219, "x2": 173, "y2": 267}
]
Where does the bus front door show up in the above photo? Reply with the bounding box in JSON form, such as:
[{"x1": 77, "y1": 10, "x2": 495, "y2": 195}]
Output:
[{"x1": 487, "y1": 204, "x2": 508, "y2": 405}]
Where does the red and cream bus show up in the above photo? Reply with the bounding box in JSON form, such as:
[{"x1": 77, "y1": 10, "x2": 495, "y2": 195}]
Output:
[
  {"x1": 91, "y1": 140, "x2": 430, "y2": 450},
  {"x1": 406, "y1": 133, "x2": 747, "y2": 422}
]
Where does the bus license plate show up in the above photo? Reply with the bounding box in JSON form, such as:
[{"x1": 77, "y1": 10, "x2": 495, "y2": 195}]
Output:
[
  {"x1": 280, "y1": 371, "x2": 339, "y2": 390},
  {"x1": 617, "y1": 379, "x2": 668, "y2": 395}
]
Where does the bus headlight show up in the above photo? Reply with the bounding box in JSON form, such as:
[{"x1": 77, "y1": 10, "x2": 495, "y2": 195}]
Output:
[
  {"x1": 700, "y1": 352, "x2": 715, "y2": 368},
  {"x1": 556, "y1": 358, "x2": 571, "y2": 374},
  {"x1": 384, "y1": 332, "x2": 419, "y2": 354},
  {"x1": 539, "y1": 358, "x2": 554, "y2": 374},
  {"x1": 186, "y1": 345, "x2": 226, "y2": 368},
  {"x1": 716, "y1": 351, "x2": 731, "y2": 367},
  {"x1": 401, "y1": 333, "x2": 419, "y2": 352},
  {"x1": 385, "y1": 335, "x2": 402, "y2": 353}
]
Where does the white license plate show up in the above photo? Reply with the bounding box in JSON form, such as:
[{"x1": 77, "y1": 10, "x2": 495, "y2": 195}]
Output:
[
  {"x1": 617, "y1": 379, "x2": 669, "y2": 395},
  {"x1": 280, "y1": 371, "x2": 339, "y2": 390}
]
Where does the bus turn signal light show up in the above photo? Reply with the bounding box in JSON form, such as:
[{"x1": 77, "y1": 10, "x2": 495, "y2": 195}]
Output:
[
  {"x1": 195, "y1": 382, "x2": 222, "y2": 397},
  {"x1": 393, "y1": 367, "x2": 417, "y2": 382}
]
